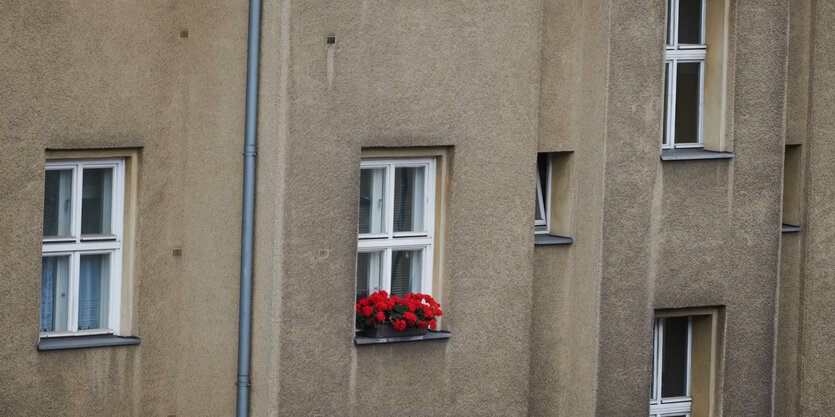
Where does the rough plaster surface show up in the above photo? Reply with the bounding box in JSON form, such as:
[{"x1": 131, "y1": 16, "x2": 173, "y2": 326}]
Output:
[
  {"x1": 1, "y1": 1, "x2": 244, "y2": 415},
  {"x1": 593, "y1": 0, "x2": 788, "y2": 416},
  {"x1": 249, "y1": 1, "x2": 543, "y2": 415},
  {"x1": 529, "y1": 0, "x2": 608, "y2": 416},
  {"x1": 0, "y1": 0, "x2": 816, "y2": 416},
  {"x1": 793, "y1": 1, "x2": 835, "y2": 415}
]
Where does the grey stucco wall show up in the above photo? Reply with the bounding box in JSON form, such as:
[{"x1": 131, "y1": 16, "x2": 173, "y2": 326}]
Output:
[
  {"x1": 0, "y1": 0, "x2": 813, "y2": 416},
  {"x1": 0, "y1": 1, "x2": 247, "y2": 415},
  {"x1": 530, "y1": 0, "x2": 609, "y2": 415},
  {"x1": 794, "y1": 1, "x2": 835, "y2": 415},
  {"x1": 250, "y1": 1, "x2": 544, "y2": 415},
  {"x1": 594, "y1": 1, "x2": 788, "y2": 416}
]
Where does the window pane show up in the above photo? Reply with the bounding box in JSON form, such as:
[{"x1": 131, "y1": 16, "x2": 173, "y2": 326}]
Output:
[
  {"x1": 651, "y1": 319, "x2": 659, "y2": 400},
  {"x1": 663, "y1": 63, "x2": 671, "y2": 145},
  {"x1": 535, "y1": 154, "x2": 547, "y2": 221},
  {"x1": 81, "y1": 168, "x2": 113, "y2": 235},
  {"x1": 356, "y1": 251, "x2": 384, "y2": 302},
  {"x1": 43, "y1": 169, "x2": 73, "y2": 237},
  {"x1": 78, "y1": 254, "x2": 111, "y2": 330},
  {"x1": 390, "y1": 249, "x2": 422, "y2": 297},
  {"x1": 674, "y1": 62, "x2": 701, "y2": 144},
  {"x1": 359, "y1": 168, "x2": 386, "y2": 234},
  {"x1": 394, "y1": 166, "x2": 426, "y2": 232},
  {"x1": 678, "y1": 0, "x2": 703, "y2": 44},
  {"x1": 661, "y1": 317, "x2": 690, "y2": 398},
  {"x1": 41, "y1": 256, "x2": 70, "y2": 332}
]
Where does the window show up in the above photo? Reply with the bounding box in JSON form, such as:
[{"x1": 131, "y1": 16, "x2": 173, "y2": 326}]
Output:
[
  {"x1": 41, "y1": 158, "x2": 125, "y2": 337},
  {"x1": 664, "y1": 0, "x2": 706, "y2": 149},
  {"x1": 650, "y1": 316, "x2": 693, "y2": 417},
  {"x1": 356, "y1": 157, "x2": 435, "y2": 301},
  {"x1": 535, "y1": 153, "x2": 551, "y2": 234},
  {"x1": 534, "y1": 152, "x2": 573, "y2": 243},
  {"x1": 651, "y1": 309, "x2": 723, "y2": 417}
]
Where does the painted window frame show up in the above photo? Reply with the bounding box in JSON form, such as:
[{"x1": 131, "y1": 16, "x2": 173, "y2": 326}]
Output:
[
  {"x1": 650, "y1": 316, "x2": 693, "y2": 417},
  {"x1": 357, "y1": 157, "x2": 436, "y2": 298},
  {"x1": 535, "y1": 153, "x2": 552, "y2": 235},
  {"x1": 41, "y1": 158, "x2": 125, "y2": 338},
  {"x1": 663, "y1": 0, "x2": 707, "y2": 149}
]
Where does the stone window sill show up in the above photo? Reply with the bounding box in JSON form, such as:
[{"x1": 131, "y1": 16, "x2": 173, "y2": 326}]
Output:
[
  {"x1": 534, "y1": 234, "x2": 574, "y2": 246},
  {"x1": 38, "y1": 334, "x2": 141, "y2": 351},
  {"x1": 354, "y1": 330, "x2": 452, "y2": 345},
  {"x1": 782, "y1": 224, "x2": 801, "y2": 233},
  {"x1": 660, "y1": 149, "x2": 734, "y2": 161}
]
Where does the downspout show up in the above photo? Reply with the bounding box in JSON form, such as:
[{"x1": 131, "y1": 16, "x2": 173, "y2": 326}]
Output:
[{"x1": 236, "y1": 0, "x2": 261, "y2": 415}]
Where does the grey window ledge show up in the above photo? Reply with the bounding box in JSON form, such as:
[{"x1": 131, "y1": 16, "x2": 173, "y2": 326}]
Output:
[
  {"x1": 782, "y1": 224, "x2": 802, "y2": 233},
  {"x1": 355, "y1": 330, "x2": 452, "y2": 345},
  {"x1": 534, "y1": 234, "x2": 574, "y2": 246},
  {"x1": 660, "y1": 149, "x2": 734, "y2": 161},
  {"x1": 38, "y1": 335, "x2": 141, "y2": 351}
]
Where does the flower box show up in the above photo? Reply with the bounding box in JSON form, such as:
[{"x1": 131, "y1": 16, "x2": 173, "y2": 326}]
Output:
[
  {"x1": 360, "y1": 323, "x2": 428, "y2": 338},
  {"x1": 356, "y1": 291, "x2": 443, "y2": 338}
]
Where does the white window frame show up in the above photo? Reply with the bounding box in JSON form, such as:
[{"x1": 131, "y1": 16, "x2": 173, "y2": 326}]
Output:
[
  {"x1": 663, "y1": 0, "x2": 707, "y2": 149},
  {"x1": 41, "y1": 158, "x2": 125, "y2": 337},
  {"x1": 357, "y1": 157, "x2": 435, "y2": 297},
  {"x1": 650, "y1": 316, "x2": 693, "y2": 417},
  {"x1": 535, "y1": 153, "x2": 552, "y2": 235}
]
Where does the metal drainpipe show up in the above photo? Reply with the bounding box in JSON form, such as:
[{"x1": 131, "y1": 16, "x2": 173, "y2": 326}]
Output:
[{"x1": 237, "y1": 0, "x2": 261, "y2": 415}]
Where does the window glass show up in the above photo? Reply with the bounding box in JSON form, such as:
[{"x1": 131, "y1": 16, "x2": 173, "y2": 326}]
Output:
[
  {"x1": 535, "y1": 154, "x2": 548, "y2": 222},
  {"x1": 394, "y1": 166, "x2": 425, "y2": 232},
  {"x1": 356, "y1": 251, "x2": 384, "y2": 302},
  {"x1": 40, "y1": 256, "x2": 70, "y2": 332},
  {"x1": 78, "y1": 254, "x2": 110, "y2": 330},
  {"x1": 359, "y1": 168, "x2": 386, "y2": 234},
  {"x1": 677, "y1": 0, "x2": 703, "y2": 44},
  {"x1": 390, "y1": 249, "x2": 422, "y2": 297},
  {"x1": 663, "y1": 63, "x2": 671, "y2": 145},
  {"x1": 661, "y1": 316, "x2": 690, "y2": 398},
  {"x1": 43, "y1": 169, "x2": 73, "y2": 237},
  {"x1": 674, "y1": 62, "x2": 701, "y2": 144},
  {"x1": 81, "y1": 168, "x2": 113, "y2": 235}
]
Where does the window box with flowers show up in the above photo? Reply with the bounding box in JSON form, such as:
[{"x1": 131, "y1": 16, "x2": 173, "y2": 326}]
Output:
[{"x1": 354, "y1": 291, "x2": 451, "y2": 345}]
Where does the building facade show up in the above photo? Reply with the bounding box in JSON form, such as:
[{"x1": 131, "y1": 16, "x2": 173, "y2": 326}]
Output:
[{"x1": 1, "y1": 0, "x2": 832, "y2": 416}]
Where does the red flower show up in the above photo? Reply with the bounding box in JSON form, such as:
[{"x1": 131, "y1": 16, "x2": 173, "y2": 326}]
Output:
[
  {"x1": 403, "y1": 311, "x2": 417, "y2": 325},
  {"x1": 358, "y1": 290, "x2": 443, "y2": 333}
]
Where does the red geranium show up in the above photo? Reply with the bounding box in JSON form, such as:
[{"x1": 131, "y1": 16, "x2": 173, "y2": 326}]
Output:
[{"x1": 355, "y1": 291, "x2": 443, "y2": 333}]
